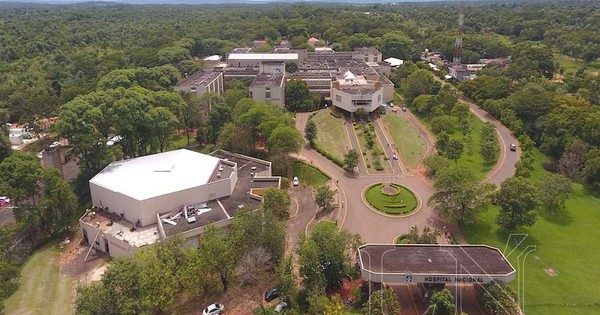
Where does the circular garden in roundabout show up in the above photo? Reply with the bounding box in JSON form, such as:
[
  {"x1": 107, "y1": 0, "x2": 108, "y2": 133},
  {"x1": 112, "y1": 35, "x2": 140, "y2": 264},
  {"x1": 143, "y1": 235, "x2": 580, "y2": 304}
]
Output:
[{"x1": 364, "y1": 183, "x2": 418, "y2": 215}]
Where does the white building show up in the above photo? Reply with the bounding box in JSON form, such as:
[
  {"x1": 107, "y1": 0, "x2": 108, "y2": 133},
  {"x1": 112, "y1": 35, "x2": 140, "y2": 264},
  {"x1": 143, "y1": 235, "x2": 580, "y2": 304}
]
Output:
[
  {"x1": 80, "y1": 149, "x2": 280, "y2": 258},
  {"x1": 331, "y1": 71, "x2": 384, "y2": 113},
  {"x1": 174, "y1": 70, "x2": 224, "y2": 96},
  {"x1": 250, "y1": 73, "x2": 286, "y2": 106}
]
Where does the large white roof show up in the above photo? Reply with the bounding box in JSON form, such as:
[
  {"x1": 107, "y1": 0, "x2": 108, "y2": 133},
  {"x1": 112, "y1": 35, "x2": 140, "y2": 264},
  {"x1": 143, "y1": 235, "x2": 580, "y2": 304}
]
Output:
[
  {"x1": 227, "y1": 53, "x2": 299, "y2": 61},
  {"x1": 90, "y1": 149, "x2": 221, "y2": 201},
  {"x1": 384, "y1": 57, "x2": 404, "y2": 67}
]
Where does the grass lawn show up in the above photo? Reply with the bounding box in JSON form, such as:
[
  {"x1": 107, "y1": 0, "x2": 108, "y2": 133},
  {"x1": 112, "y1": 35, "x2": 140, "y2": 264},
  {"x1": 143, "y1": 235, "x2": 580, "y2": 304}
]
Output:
[
  {"x1": 554, "y1": 53, "x2": 600, "y2": 76},
  {"x1": 4, "y1": 244, "x2": 74, "y2": 315},
  {"x1": 365, "y1": 183, "x2": 417, "y2": 215},
  {"x1": 293, "y1": 161, "x2": 330, "y2": 189},
  {"x1": 353, "y1": 122, "x2": 392, "y2": 174},
  {"x1": 420, "y1": 112, "x2": 497, "y2": 180},
  {"x1": 312, "y1": 110, "x2": 350, "y2": 161},
  {"x1": 170, "y1": 134, "x2": 192, "y2": 149},
  {"x1": 381, "y1": 114, "x2": 428, "y2": 168},
  {"x1": 461, "y1": 149, "x2": 600, "y2": 315}
]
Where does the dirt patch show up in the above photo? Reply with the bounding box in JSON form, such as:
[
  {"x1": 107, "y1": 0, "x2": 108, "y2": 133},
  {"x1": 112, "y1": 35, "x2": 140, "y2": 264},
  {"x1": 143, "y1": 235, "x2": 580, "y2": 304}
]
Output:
[
  {"x1": 59, "y1": 233, "x2": 108, "y2": 282},
  {"x1": 328, "y1": 278, "x2": 365, "y2": 304},
  {"x1": 544, "y1": 268, "x2": 558, "y2": 277}
]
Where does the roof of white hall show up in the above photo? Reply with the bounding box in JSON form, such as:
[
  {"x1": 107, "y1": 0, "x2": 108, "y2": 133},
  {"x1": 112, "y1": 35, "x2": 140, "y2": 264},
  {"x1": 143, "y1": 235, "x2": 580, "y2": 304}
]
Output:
[
  {"x1": 90, "y1": 149, "x2": 221, "y2": 201},
  {"x1": 227, "y1": 53, "x2": 299, "y2": 61},
  {"x1": 384, "y1": 57, "x2": 404, "y2": 67}
]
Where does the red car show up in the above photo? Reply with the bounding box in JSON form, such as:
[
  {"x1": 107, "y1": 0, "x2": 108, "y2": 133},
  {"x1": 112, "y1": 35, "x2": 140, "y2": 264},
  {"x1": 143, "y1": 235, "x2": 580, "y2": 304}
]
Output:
[{"x1": 0, "y1": 196, "x2": 10, "y2": 207}]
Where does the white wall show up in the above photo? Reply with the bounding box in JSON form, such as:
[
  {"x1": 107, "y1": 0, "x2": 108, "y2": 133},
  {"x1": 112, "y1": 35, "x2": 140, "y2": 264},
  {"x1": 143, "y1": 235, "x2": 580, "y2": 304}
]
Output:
[
  {"x1": 332, "y1": 88, "x2": 382, "y2": 113},
  {"x1": 90, "y1": 183, "x2": 143, "y2": 225}
]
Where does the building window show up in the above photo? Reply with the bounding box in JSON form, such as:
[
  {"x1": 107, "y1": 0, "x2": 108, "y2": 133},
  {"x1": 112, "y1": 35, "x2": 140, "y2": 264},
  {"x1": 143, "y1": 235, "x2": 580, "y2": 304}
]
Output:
[
  {"x1": 335, "y1": 95, "x2": 342, "y2": 102},
  {"x1": 266, "y1": 91, "x2": 271, "y2": 99},
  {"x1": 352, "y1": 100, "x2": 372, "y2": 107}
]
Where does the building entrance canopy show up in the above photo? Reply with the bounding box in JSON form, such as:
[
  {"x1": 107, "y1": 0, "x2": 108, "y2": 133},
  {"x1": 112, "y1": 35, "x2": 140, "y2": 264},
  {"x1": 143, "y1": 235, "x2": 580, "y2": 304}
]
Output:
[{"x1": 358, "y1": 244, "x2": 515, "y2": 284}]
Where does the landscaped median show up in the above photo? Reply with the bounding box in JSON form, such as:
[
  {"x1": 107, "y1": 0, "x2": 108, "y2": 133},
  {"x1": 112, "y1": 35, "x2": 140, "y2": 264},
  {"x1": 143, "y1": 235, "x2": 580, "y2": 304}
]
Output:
[
  {"x1": 353, "y1": 121, "x2": 392, "y2": 174},
  {"x1": 364, "y1": 183, "x2": 418, "y2": 215}
]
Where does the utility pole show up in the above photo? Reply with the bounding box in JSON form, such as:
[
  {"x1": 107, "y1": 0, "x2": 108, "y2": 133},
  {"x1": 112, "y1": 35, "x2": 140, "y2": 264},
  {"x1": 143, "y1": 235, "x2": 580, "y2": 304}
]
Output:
[{"x1": 453, "y1": 7, "x2": 465, "y2": 66}]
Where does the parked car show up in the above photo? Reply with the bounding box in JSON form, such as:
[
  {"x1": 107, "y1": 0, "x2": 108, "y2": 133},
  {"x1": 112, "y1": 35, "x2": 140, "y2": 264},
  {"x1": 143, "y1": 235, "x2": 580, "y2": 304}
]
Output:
[
  {"x1": 389, "y1": 102, "x2": 394, "y2": 107},
  {"x1": 510, "y1": 144, "x2": 517, "y2": 152},
  {"x1": 202, "y1": 303, "x2": 225, "y2": 315},
  {"x1": 402, "y1": 106, "x2": 407, "y2": 112},
  {"x1": 0, "y1": 196, "x2": 10, "y2": 207},
  {"x1": 292, "y1": 176, "x2": 299, "y2": 187},
  {"x1": 265, "y1": 288, "x2": 281, "y2": 302},
  {"x1": 202, "y1": 303, "x2": 224, "y2": 315},
  {"x1": 275, "y1": 301, "x2": 288, "y2": 313}
]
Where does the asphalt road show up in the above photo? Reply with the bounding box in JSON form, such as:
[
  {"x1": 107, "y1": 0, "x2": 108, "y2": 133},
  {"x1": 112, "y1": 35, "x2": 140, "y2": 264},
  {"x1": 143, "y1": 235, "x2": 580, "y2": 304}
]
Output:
[
  {"x1": 294, "y1": 101, "x2": 520, "y2": 244},
  {"x1": 461, "y1": 95, "x2": 521, "y2": 186}
]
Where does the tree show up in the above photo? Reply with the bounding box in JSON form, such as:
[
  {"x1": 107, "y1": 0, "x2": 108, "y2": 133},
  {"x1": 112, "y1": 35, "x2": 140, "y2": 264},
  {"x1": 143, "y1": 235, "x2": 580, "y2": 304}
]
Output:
[
  {"x1": 381, "y1": 31, "x2": 413, "y2": 60},
  {"x1": 480, "y1": 122, "x2": 499, "y2": 164},
  {"x1": 298, "y1": 222, "x2": 360, "y2": 292},
  {"x1": 305, "y1": 119, "x2": 317, "y2": 147},
  {"x1": 444, "y1": 139, "x2": 464, "y2": 162},
  {"x1": 354, "y1": 108, "x2": 369, "y2": 121},
  {"x1": 430, "y1": 289, "x2": 455, "y2": 315},
  {"x1": 0, "y1": 152, "x2": 43, "y2": 207},
  {"x1": 405, "y1": 226, "x2": 441, "y2": 244},
  {"x1": 285, "y1": 62, "x2": 298, "y2": 73},
  {"x1": 263, "y1": 188, "x2": 291, "y2": 220},
  {"x1": 285, "y1": 80, "x2": 313, "y2": 112},
  {"x1": 209, "y1": 104, "x2": 232, "y2": 142},
  {"x1": 99, "y1": 259, "x2": 144, "y2": 315},
  {"x1": 197, "y1": 224, "x2": 236, "y2": 291},
  {"x1": 539, "y1": 173, "x2": 572, "y2": 213},
  {"x1": 0, "y1": 133, "x2": 10, "y2": 163},
  {"x1": 315, "y1": 185, "x2": 335, "y2": 211},
  {"x1": 178, "y1": 92, "x2": 206, "y2": 146},
  {"x1": 362, "y1": 288, "x2": 401, "y2": 315},
  {"x1": 583, "y1": 148, "x2": 600, "y2": 185},
  {"x1": 75, "y1": 283, "x2": 119, "y2": 315},
  {"x1": 343, "y1": 149, "x2": 359, "y2": 173},
  {"x1": 276, "y1": 257, "x2": 297, "y2": 308},
  {"x1": 267, "y1": 125, "x2": 303, "y2": 156},
  {"x1": 558, "y1": 140, "x2": 589, "y2": 179},
  {"x1": 36, "y1": 168, "x2": 79, "y2": 236},
  {"x1": 497, "y1": 177, "x2": 541, "y2": 230},
  {"x1": 405, "y1": 69, "x2": 440, "y2": 105},
  {"x1": 423, "y1": 154, "x2": 451, "y2": 177},
  {"x1": 481, "y1": 281, "x2": 520, "y2": 315},
  {"x1": 435, "y1": 132, "x2": 450, "y2": 154},
  {"x1": 429, "y1": 164, "x2": 494, "y2": 224}
]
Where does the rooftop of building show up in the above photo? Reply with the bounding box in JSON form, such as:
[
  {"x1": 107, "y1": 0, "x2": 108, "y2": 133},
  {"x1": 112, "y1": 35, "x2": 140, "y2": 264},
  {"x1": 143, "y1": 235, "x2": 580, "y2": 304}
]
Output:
[
  {"x1": 231, "y1": 47, "x2": 252, "y2": 54},
  {"x1": 227, "y1": 53, "x2": 299, "y2": 61},
  {"x1": 250, "y1": 73, "x2": 285, "y2": 88},
  {"x1": 160, "y1": 200, "x2": 229, "y2": 237},
  {"x1": 354, "y1": 47, "x2": 382, "y2": 54},
  {"x1": 81, "y1": 208, "x2": 159, "y2": 248},
  {"x1": 358, "y1": 244, "x2": 515, "y2": 276},
  {"x1": 89, "y1": 149, "x2": 221, "y2": 201},
  {"x1": 176, "y1": 70, "x2": 221, "y2": 88}
]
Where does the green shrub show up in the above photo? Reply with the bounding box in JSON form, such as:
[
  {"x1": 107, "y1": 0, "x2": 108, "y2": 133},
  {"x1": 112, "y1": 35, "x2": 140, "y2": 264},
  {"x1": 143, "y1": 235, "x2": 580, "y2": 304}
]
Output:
[{"x1": 386, "y1": 204, "x2": 407, "y2": 208}]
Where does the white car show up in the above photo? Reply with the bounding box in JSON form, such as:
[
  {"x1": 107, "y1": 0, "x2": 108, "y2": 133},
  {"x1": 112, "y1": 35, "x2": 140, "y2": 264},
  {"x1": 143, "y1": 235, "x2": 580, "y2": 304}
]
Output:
[
  {"x1": 275, "y1": 301, "x2": 288, "y2": 313},
  {"x1": 292, "y1": 176, "x2": 299, "y2": 186},
  {"x1": 202, "y1": 303, "x2": 224, "y2": 315}
]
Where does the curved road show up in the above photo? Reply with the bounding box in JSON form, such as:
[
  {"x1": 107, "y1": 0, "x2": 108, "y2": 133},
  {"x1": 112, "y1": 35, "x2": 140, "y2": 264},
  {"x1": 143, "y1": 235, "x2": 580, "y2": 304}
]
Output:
[{"x1": 295, "y1": 97, "x2": 520, "y2": 243}]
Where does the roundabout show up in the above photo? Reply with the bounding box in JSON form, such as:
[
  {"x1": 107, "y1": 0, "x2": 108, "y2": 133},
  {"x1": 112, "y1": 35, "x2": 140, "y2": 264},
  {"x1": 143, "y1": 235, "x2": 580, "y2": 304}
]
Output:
[{"x1": 364, "y1": 183, "x2": 418, "y2": 216}]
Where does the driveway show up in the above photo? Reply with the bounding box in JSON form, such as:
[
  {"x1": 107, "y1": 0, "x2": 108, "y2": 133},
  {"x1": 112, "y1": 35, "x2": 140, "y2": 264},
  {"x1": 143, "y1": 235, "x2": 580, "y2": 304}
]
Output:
[{"x1": 286, "y1": 185, "x2": 317, "y2": 253}]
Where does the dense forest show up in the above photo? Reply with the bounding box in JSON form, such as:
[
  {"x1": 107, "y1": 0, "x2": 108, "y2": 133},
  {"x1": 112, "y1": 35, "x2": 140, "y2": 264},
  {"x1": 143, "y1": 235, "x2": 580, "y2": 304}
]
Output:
[
  {"x1": 0, "y1": 1, "x2": 599, "y2": 313},
  {"x1": 0, "y1": 2, "x2": 598, "y2": 124}
]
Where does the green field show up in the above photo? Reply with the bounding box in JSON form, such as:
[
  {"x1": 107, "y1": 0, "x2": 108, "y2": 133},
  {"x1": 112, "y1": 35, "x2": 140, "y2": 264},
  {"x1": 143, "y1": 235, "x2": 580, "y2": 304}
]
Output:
[
  {"x1": 365, "y1": 183, "x2": 417, "y2": 215},
  {"x1": 353, "y1": 122, "x2": 392, "y2": 174},
  {"x1": 421, "y1": 112, "x2": 497, "y2": 180},
  {"x1": 293, "y1": 161, "x2": 330, "y2": 189},
  {"x1": 4, "y1": 244, "x2": 74, "y2": 315},
  {"x1": 381, "y1": 114, "x2": 428, "y2": 168},
  {"x1": 312, "y1": 110, "x2": 350, "y2": 161},
  {"x1": 554, "y1": 53, "x2": 600, "y2": 76},
  {"x1": 461, "y1": 149, "x2": 600, "y2": 315}
]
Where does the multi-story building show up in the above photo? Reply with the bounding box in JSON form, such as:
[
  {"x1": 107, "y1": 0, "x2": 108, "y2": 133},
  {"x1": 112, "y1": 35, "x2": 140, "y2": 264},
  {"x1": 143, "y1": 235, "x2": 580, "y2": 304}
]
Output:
[
  {"x1": 249, "y1": 73, "x2": 285, "y2": 107},
  {"x1": 331, "y1": 71, "x2": 384, "y2": 113},
  {"x1": 174, "y1": 70, "x2": 224, "y2": 96}
]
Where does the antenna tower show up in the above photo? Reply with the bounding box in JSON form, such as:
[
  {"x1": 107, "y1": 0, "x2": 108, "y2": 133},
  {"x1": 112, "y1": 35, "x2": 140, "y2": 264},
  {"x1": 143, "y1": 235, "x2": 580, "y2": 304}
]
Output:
[{"x1": 453, "y1": 7, "x2": 465, "y2": 66}]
